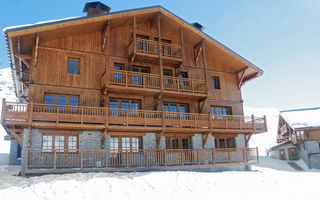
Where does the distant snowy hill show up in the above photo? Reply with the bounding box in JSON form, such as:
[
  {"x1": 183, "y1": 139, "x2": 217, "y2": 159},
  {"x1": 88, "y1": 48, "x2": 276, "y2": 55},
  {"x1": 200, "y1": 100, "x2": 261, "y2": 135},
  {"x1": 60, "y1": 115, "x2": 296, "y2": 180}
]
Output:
[
  {"x1": 0, "y1": 67, "x2": 279, "y2": 154},
  {"x1": 0, "y1": 68, "x2": 17, "y2": 153}
]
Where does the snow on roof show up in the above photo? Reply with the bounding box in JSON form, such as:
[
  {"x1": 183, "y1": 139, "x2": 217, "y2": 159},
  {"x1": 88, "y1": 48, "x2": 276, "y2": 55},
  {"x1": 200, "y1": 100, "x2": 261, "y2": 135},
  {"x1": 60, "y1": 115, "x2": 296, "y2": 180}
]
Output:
[
  {"x1": 2, "y1": 16, "x2": 80, "y2": 33},
  {"x1": 280, "y1": 107, "x2": 320, "y2": 129},
  {"x1": 270, "y1": 141, "x2": 292, "y2": 150}
]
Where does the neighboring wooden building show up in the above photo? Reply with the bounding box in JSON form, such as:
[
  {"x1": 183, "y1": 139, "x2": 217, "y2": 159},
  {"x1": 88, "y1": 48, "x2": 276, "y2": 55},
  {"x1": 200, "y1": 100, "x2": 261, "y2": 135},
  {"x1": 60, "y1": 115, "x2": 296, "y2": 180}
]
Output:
[
  {"x1": 271, "y1": 107, "x2": 320, "y2": 168},
  {"x1": 2, "y1": 2, "x2": 267, "y2": 175}
]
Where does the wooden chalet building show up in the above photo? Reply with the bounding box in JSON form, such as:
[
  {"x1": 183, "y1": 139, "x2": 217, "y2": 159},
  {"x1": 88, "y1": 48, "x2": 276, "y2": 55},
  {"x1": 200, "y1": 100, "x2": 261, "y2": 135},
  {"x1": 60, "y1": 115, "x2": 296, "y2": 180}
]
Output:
[
  {"x1": 2, "y1": 2, "x2": 267, "y2": 175},
  {"x1": 271, "y1": 107, "x2": 320, "y2": 169}
]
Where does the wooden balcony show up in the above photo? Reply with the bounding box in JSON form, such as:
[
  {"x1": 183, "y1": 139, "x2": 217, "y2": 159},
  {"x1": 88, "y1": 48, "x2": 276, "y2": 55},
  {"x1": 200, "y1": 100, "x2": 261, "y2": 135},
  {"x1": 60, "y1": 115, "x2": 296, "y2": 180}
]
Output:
[
  {"x1": 101, "y1": 70, "x2": 207, "y2": 98},
  {"x1": 2, "y1": 101, "x2": 267, "y2": 134},
  {"x1": 128, "y1": 38, "x2": 183, "y2": 64},
  {"x1": 24, "y1": 147, "x2": 259, "y2": 174}
]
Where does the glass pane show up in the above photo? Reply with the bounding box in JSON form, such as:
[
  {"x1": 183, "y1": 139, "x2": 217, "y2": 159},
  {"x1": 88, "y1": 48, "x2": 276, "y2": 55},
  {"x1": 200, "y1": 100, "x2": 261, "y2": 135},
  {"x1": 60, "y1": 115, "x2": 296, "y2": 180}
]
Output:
[
  {"x1": 131, "y1": 102, "x2": 139, "y2": 110},
  {"x1": 44, "y1": 95, "x2": 55, "y2": 104},
  {"x1": 55, "y1": 136, "x2": 65, "y2": 151},
  {"x1": 121, "y1": 101, "x2": 129, "y2": 109},
  {"x1": 56, "y1": 96, "x2": 66, "y2": 105}
]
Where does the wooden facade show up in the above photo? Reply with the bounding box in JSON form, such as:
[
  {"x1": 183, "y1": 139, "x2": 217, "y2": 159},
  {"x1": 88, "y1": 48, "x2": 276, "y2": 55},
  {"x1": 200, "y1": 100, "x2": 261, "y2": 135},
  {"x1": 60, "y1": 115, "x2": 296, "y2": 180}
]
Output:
[{"x1": 2, "y1": 3, "x2": 266, "y2": 173}]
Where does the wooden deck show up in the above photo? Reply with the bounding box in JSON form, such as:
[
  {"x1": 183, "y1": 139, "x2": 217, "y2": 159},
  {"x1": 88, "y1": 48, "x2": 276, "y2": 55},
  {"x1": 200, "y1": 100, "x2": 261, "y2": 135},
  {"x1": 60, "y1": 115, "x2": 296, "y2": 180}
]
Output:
[
  {"x1": 25, "y1": 147, "x2": 259, "y2": 174},
  {"x1": 101, "y1": 70, "x2": 207, "y2": 98},
  {"x1": 128, "y1": 37, "x2": 183, "y2": 64},
  {"x1": 2, "y1": 100, "x2": 267, "y2": 134}
]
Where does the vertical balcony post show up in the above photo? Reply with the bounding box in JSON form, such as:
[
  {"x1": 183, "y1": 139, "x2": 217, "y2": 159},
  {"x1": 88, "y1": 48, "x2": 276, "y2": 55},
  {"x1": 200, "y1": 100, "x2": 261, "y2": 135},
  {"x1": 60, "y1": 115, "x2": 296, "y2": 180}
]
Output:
[
  {"x1": 81, "y1": 151, "x2": 83, "y2": 169},
  {"x1": 1, "y1": 98, "x2": 6, "y2": 124},
  {"x1": 252, "y1": 115, "x2": 256, "y2": 131},
  {"x1": 81, "y1": 107, "x2": 84, "y2": 124},
  {"x1": 264, "y1": 115, "x2": 268, "y2": 131},
  {"x1": 242, "y1": 148, "x2": 246, "y2": 163},
  {"x1": 181, "y1": 149, "x2": 184, "y2": 166},
  {"x1": 56, "y1": 105, "x2": 59, "y2": 124},
  {"x1": 54, "y1": 150, "x2": 57, "y2": 170},
  {"x1": 228, "y1": 149, "x2": 231, "y2": 163},
  {"x1": 212, "y1": 148, "x2": 215, "y2": 165},
  {"x1": 126, "y1": 150, "x2": 129, "y2": 168},
  {"x1": 256, "y1": 147, "x2": 260, "y2": 164},
  {"x1": 146, "y1": 151, "x2": 149, "y2": 168},
  {"x1": 197, "y1": 149, "x2": 200, "y2": 165},
  {"x1": 164, "y1": 149, "x2": 167, "y2": 168}
]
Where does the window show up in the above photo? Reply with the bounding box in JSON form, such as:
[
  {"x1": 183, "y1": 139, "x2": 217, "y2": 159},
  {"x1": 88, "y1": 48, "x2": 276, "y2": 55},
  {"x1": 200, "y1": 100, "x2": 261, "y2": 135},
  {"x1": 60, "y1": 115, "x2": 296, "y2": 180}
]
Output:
[
  {"x1": 214, "y1": 137, "x2": 234, "y2": 149},
  {"x1": 68, "y1": 58, "x2": 79, "y2": 74},
  {"x1": 136, "y1": 34, "x2": 149, "y2": 53},
  {"x1": 68, "y1": 136, "x2": 77, "y2": 152},
  {"x1": 163, "y1": 103, "x2": 189, "y2": 119},
  {"x1": 211, "y1": 106, "x2": 232, "y2": 119},
  {"x1": 214, "y1": 136, "x2": 235, "y2": 149},
  {"x1": 42, "y1": 134, "x2": 78, "y2": 152},
  {"x1": 109, "y1": 136, "x2": 142, "y2": 152},
  {"x1": 166, "y1": 136, "x2": 192, "y2": 149},
  {"x1": 131, "y1": 65, "x2": 150, "y2": 86},
  {"x1": 212, "y1": 77, "x2": 220, "y2": 89},
  {"x1": 55, "y1": 136, "x2": 65, "y2": 151},
  {"x1": 109, "y1": 99, "x2": 140, "y2": 117},
  {"x1": 163, "y1": 69, "x2": 173, "y2": 88},
  {"x1": 178, "y1": 72, "x2": 188, "y2": 88},
  {"x1": 44, "y1": 94, "x2": 79, "y2": 106}
]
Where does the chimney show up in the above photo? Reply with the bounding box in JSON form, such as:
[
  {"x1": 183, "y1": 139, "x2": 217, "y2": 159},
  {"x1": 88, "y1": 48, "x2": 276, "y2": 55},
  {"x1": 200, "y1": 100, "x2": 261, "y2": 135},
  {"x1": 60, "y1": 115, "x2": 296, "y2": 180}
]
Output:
[
  {"x1": 191, "y1": 22, "x2": 205, "y2": 32},
  {"x1": 83, "y1": 1, "x2": 111, "y2": 16}
]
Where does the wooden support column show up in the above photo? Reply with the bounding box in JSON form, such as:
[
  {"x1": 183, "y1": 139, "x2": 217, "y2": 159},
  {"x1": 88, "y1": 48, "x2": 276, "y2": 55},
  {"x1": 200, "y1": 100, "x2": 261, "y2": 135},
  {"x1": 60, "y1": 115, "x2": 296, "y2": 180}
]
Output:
[
  {"x1": 27, "y1": 101, "x2": 33, "y2": 148},
  {"x1": 101, "y1": 129, "x2": 107, "y2": 149},
  {"x1": 157, "y1": 12, "x2": 164, "y2": 92},
  {"x1": 180, "y1": 27, "x2": 185, "y2": 65},
  {"x1": 105, "y1": 20, "x2": 111, "y2": 91},
  {"x1": 202, "y1": 40, "x2": 209, "y2": 95},
  {"x1": 34, "y1": 32, "x2": 39, "y2": 67},
  {"x1": 133, "y1": 16, "x2": 136, "y2": 61}
]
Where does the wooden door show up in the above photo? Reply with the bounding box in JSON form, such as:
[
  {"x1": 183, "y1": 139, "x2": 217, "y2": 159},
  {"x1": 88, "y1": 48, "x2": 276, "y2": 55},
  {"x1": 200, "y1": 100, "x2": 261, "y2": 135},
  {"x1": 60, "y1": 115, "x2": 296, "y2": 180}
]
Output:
[
  {"x1": 279, "y1": 149, "x2": 286, "y2": 160},
  {"x1": 288, "y1": 147, "x2": 298, "y2": 160}
]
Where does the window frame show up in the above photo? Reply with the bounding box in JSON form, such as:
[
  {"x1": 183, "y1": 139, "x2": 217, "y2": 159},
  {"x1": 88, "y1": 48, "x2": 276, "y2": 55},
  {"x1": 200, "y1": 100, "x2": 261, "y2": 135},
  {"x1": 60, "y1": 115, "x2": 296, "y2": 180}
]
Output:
[
  {"x1": 214, "y1": 136, "x2": 235, "y2": 149},
  {"x1": 41, "y1": 133, "x2": 79, "y2": 152},
  {"x1": 212, "y1": 76, "x2": 221, "y2": 90},
  {"x1": 166, "y1": 136, "x2": 192, "y2": 149},
  {"x1": 211, "y1": 106, "x2": 232, "y2": 118},
  {"x1": 109, "y1": 136, "x2": 143, "y2": 152},
  {"x1": 44, "y1": 93, "x2": 79, "y2": 106},
  {"x1": 67, "y1": 57, "x2": 80, "y2": 74}
]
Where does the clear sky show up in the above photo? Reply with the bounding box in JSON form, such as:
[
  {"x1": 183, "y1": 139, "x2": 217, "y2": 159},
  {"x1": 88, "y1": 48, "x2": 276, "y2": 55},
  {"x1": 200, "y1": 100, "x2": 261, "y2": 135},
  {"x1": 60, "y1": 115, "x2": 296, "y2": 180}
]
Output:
[{"x1": 0, "y1": 0, "x2": 319, "y2": 110}]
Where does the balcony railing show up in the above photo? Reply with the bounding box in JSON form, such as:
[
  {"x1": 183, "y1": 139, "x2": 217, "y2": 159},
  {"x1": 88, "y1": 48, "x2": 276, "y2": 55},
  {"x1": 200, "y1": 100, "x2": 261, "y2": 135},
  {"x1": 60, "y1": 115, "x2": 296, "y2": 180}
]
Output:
[
  {"x1": 101, "y1": 70, "x2": 207, "y2": 94},
  {"x1": 2, "y1": 101, "x2": 267, "y2": 133},
  {"x1": 128, "y1": 38, "x2": 182, "y2": 60},
  {"x1": 25, "y1": 147, "x2": 259, "y2": 173}
]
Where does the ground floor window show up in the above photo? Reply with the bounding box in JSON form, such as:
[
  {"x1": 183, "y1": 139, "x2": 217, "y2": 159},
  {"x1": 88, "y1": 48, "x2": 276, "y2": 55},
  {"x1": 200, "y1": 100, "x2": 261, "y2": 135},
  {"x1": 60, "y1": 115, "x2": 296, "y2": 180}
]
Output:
[
  {"x1": 42, "y1": 134, "x2": 78, "y2": 152},
  {"x1": 214, "y1": 136, "x2": 235, "y2": 148},
  {"x1": 109, "y1": 136, "x2": 142, "y2": 152},
  {"x1": 166, "y1": 136, "x2": 192, "y2": 149}
]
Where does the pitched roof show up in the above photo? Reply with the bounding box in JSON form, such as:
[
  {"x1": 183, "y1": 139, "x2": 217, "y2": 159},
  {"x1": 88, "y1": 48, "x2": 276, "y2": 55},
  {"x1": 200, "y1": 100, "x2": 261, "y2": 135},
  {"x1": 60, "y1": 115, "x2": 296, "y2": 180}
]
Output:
[{"x1": 280, "y1": 107, "x2": 320, "y2": 129}]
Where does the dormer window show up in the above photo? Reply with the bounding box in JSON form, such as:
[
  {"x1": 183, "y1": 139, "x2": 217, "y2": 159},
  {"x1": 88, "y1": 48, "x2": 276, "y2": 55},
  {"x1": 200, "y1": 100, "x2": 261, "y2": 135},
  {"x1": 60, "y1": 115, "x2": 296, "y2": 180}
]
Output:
[{"x1": 68, "y1": 58, "x2": 79, "y2": 74}]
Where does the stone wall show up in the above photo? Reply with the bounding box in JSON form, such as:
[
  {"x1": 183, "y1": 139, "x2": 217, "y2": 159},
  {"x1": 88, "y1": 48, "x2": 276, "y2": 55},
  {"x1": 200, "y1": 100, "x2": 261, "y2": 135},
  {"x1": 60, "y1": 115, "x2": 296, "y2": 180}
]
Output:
[
  {"x1": 79, "y1": 131, "x2": 102, "y2": 149},
  {"x1": 235, "y1": 134, "x2": 245, "y2": 148},
  {"x1": 142, "y1": 133, "x2": 157, "y2": 149},
  {"x1": 9, "y1": 139, "x2": 21, "y2": 165}
]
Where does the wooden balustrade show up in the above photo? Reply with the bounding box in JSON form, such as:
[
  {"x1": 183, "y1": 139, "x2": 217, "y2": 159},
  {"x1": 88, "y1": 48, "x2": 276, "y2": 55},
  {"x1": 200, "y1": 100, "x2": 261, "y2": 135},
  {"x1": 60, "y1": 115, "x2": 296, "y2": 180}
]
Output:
[
  {"x1": 131, "y1": 38, "x2": 182, "y2": 59},
  {"x1": 2, "y1": 101, "x2": 267, "y2": 132},
  {"x1": 25, "y1": 147, "x2": 259, "y2": 173},
  {"x1": 106, "y1": 70, "x2": 206, "y2": 94}
]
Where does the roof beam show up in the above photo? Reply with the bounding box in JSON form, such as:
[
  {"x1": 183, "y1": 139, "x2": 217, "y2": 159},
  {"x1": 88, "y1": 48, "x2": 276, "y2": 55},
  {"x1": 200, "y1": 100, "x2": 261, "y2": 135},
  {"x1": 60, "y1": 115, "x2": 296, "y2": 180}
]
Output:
[
  {"x1": 242, "y1": 72, "x2": 259, "y2": 84},
  {"x1": 14, "y1": 54, "x2": 31, "y2": 69},
  {"x1": 237, "y1": 66, "x2": 248, "y2": 89},
  {"x1": 34, "y1": 32, "x2": 39, "y2": 67}
]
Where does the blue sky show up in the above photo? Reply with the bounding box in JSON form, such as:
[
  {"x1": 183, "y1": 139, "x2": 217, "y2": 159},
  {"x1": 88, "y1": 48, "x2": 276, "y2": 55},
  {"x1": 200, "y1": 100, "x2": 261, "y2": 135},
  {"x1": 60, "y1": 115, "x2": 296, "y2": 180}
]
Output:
[{"x1": 0, "y1": 0, "x2": 319, "y2": 110}]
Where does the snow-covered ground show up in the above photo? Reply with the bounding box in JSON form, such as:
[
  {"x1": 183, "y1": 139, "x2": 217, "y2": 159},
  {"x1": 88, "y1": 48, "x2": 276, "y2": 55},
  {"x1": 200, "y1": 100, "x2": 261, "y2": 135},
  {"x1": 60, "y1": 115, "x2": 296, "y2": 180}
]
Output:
[{"x1": 0, "y1": 153, "x2": 319, "y2": 200}]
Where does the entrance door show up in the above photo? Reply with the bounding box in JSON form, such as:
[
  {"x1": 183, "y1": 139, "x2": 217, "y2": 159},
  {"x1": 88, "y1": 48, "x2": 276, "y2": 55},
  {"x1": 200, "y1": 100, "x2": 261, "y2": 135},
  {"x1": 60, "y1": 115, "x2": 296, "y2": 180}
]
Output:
[
  {"x1": 279, "y1": 149, "x2": 286, "y2": 160},
  {"x1": 288, "y1": 148, "x2": 298, "y2": 160}
]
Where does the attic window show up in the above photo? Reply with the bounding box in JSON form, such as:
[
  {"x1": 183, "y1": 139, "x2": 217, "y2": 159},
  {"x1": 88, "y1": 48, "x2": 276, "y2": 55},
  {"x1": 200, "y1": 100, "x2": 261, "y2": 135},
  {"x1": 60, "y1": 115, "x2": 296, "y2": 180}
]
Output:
[{"x1": 68, "y1": 58, "x2": 79, "y2": 74}]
